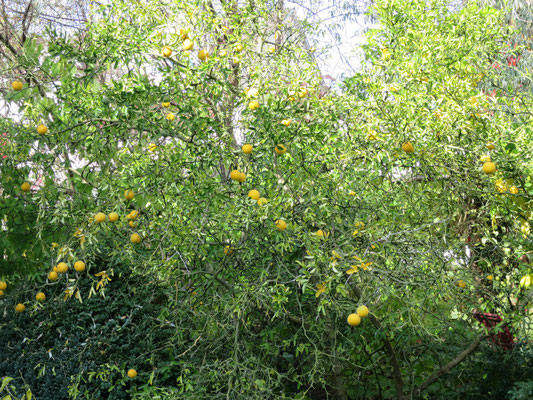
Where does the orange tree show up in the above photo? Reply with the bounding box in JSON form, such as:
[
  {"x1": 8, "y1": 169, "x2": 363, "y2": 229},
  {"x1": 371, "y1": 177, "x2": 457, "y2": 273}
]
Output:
[{"x1": 1, "y1": 0, "x2": 532, "y2": 399}]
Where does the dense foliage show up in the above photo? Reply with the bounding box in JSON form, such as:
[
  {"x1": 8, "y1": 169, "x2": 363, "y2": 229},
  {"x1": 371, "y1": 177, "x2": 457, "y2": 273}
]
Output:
[{"x1": 1, "y1": 0, "x2": 531, "y2": 399}]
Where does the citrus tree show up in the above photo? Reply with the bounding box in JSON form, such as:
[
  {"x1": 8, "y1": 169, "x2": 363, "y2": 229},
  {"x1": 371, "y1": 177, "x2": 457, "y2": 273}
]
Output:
[{"x1": 1, "y1": 0, "x2": 532, "y2": 399}]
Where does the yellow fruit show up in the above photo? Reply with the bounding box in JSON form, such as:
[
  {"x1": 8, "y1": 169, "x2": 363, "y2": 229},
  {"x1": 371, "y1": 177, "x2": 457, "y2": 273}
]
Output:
[
  {"x1": 219, "y1": 49, "x2": 227, "y2": 57},
  {"x1": 148, "y1": 143, "x2": 157, "y2": 152},
  {"x1": 509, "y1": 186, "x2": 519, "y2": 194},
  {"x1": 457, "y1": 280, "x2": 466, "y2": 288},
  {"x1": 94, "y1": 212, "x2": 106, "y2": 223},
  {"x1": 234, "y1": 43, "x2": 243, "y2": 52},
  {"x1": 230, "y1": 170, "x2": 242, "y2": 181},
  {"x1": 109, "y1": 212, "x2": 119, "y2": 222},
  {"x1": 482, "y1": 162, "x2": 496, "y2": 174},
  {"x1": 12, "y1": 81, "x2": 23, "y2": 91},
  {"x1": 519, "y1": 274, "x2": 532, "y2": 288},
  {"x1": 348, "y1": 191, "x2": 356, "y2": 196},
  {"x1": 127, "y1": 369, "x2": 137, "y2": 378},
  {"x1": 487, "y1": 275, "x2": 493, "y2": 281},
  {"x1": 257, "y1": 197, "x2": 268, "y2": 206},
  {"x1": 162, "y1": 102, "x2": 170, "y2": 108},
  {"x1": 299, "y1": 88, "x2": 308, "y2": 98},
  {"x1": 275, "y1": 219, "x2": 287, "y2": 231},
  {"x1": 402, "y1": 142, "x2": 414, "y2": 153},
  {"x1": 127, "y1": 210, "x2": 139, "y2": 220},
  {"x1": 347, "y1": 313, "x2": 361, "y2": 326},
  {"x1": 129, "y1": 221, "x2": 136, "y2": 228},
  {"x1": 242, "y1": 144, "x2": 253, "y2": 154},
  {"x1": 53, "y1": 265, "x2": 58, "y2": 273},
  {"x1": 0, "y1": 281, "x2": 6, "y2": 290},
  {"x1": 479, "y1": 154, "x2": 491, "y2": 163},
  {"x1": 162, "y1": 46, "x2": 172, "y2": 57},
  {"x1": 183, "y1": 39, "x2": 194, "y2": 51},
  {"x1": 57, "y1": 262, "x2": 69, "y2": 273},
  {"x1": 74, "y1": 261, "x2": 86, "y2": 272},
  {"x1": 15, "y1": 303, "x2": 25, "y2": 313},
  {"x1": 48, "y1": 271, "x2": 58, "y2": 281},
  {"x1": 248, "y1": 189, "x2": 260, "y2": 200},
  {"x1": 224, "y1": 245, "x2": 233, "y2": 255},
  {"x1": 281, "y1": 119, "x2": 291, "y2": 126},
  {"x1": 166, "y1": 113, "x2": 175, "y2": 121},
  {"x1": 356, "y1": 305, "x2": 369, "y2": 318},
  {"x1": 198, "y1": 49, "x2": 209, "y2": 61},
  {"x1": 37, "y1": 125, "x2": 48, "y2": 135},
  {"x1": 275, "y1": 144, "x2": 287, "y2": 155},
  {"x1": 21, "y1": 182, "x2": 31, "y2": 192},
  {"x1": 179, "y1": 29, "x2": 189, "y2": 41},
  {"x1": 130, "y1": 233, "x2": 141, "y2": 244},
  {"x1": 247, "y1": 88, "x2": 259, "y2": 97},
  {"x1": 0, "y1": 290, "x2": 4, "y2": 297},
  {"x1": 36, "y1": 292, "x2": 46, "y2": 301},
  {"x1": 269, "y1": 46, "x2": 276, "y2": 53},
  {"x1": 315, "y1": 229, "x2": 325, "y2": 237},
  {"x1": 237, "y1": 172, "x2": 246, "y2": 182},
  {"x1": 124, "y1": 190, "x2": 135, "y2": 201},
  {"x1": 486, "y1": 142, "x2": 495, "y2": 150},
  {"x1": 232, "y1": 57, "x2": 240, "y2": 65},
  {"x1": 248, "y1": 100, "x2": 260, "y2": 111}
]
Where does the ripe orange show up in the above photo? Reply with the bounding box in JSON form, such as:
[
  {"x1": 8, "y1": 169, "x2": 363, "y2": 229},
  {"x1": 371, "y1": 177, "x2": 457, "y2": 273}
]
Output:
[
  {"x1": 162, "y1": 46, "x2": 172, "y2": 57},
  {"x1": 166, "y1": 113, "x2": 175, "y2": 121},
  {"x1": 224, "y1": 245, "x2": 233, "y2": 255},
  {"x1": 457, "y1": 280, "x2": 466, "y2": 288},
  {"x1": 162, "y1": 102, "x2": 170, "y2": 108},
  {"x1": 179, "y1": 29, "x2": 188, "y2": 41},
  {"x1": 37, "y1": 125, "x2": 48, "y2": 135},
  {"x1": 124, "y1": 190, "x2": 134, "y2": 201},
  {"x1": 402, "y1": 142, "x2": 414, "y2": 153},
  {"x1": 275, "y1": 219, "x2": 287, "y2": 231},
  {"x1": 237, "y1": 172, "x2": 246, "y2": 182},
  {"x1": 15, "y1": 303, "x2": 25, "y2": 313},
  {"x1": 347, "y1": 313, "x2": 361, "y2": 326},
  {"x1": 281, "y1": 119, "x2": 291, "y2": 126},
  {"x1": 21, "y1": 182, "x2": 31, "y2": 192},
  {"x1": 36, "y1": 292, "x2": 46, "y2": 301},
  {"x1": 0, "y1": 290, "x2": 4, "y2": 297},
  {"x1": 127, "y1": 210, "x2": 139, "y2": 220},
  {"x1": 242, "y1": 144, "x2": 253, "y2": 154},
  {"x1": 12, "y1": 81, "x2": 23, "y2": 91},
  {"x1": 130, "y1": 233, "x2": 141, "y2": 244},
  {"x1": 198, "y1": 49, "x2": 209, "y2": 61},
  {"x1": 183, "y1": 39, "x2": 194, "y2": 51},
  {"x1": 94, "y1": 212, "x2": 106, "y2": 223},
  {"x1": 482, "y1": 162, "x2": 496, "y2": 174},
  {"x1": 248, "y1": 100, "x2": 259, "y2": 111},
  {"x1": 129, "y1": 221, "x2": 136, "y2": 228},
  {"x1": 275, "y1": 144, "x2": 287, "y2": 155},
  {"x1": 127, "y1": 369, "x2": 137, "y2": 378},
  {"x1": 74, "y1": 261, "x2": 86, "y2": 272},
  {"x1": 234, "y1": 43, "x2": 243, "y2": 52},
  {"x1": 248, "y1": 189, "x2": 260, "y2": 200},
  {"x1": 57, "y1": 262, "x2": 69, "y2": 273},
  {"x1": 486, "y1": 142, "x2": 495, "y2": 150},
  {"x1": 108, "y1": 212, "x2": 119, "y2": 222},
  {"x1": 0, "y1": 281, "x2": 6, "y2": 290},
  {"x1": 257, "y1": 197, "x2": 268, "y2": 206},
  {"x1": 356, "y1": 305, "x2": 369, "y2": 318},
  {"x1": 230, "y1": 170, "x2": 242, "y2": 181},
  {"x1": 48, "y1": 271, "x2": 58, "y2": 281},
  {"x1": 315, "y1": 229, "x2": 325, "y2": 237}
]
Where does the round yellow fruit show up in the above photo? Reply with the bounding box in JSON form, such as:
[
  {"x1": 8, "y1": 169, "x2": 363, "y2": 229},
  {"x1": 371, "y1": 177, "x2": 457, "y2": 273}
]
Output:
[
  {"x1": 130, "y1": 233, "x2": 142, "y2": 244},
  {"x1": 457, "y1": 280, "x2": 466, "y2": 288},
  {"x1": 124, "y1": 190, "x2": 135, "y2": 201},
  {"x1": 519, "y1": 274, "x2": 532, "y2": 289},
  {"x1": 356, "y1": 305, "x2": 369, "y2": 318},
  {"x1": 162, "y1": 102, "x2": 170, "y2": 108},
  {"x1": 0, "y1": 281, "x2": 6, "y2": 290},
  {"x1": 166, "y1": 113, "x2": 175, "y2": 121},
  {"x1": 230, "y1": 170, "x2": 242, "y2": 181},
  {"x1": 179, "y1": 28, "x2": 189, "y2": 41},
  {"x1": 12, "y1": 81, "x2": 23, "y2": 91},
  {"x1": 486, "y1": 142, "x2": 495, "y2": 150},
  {"x1": 402, "y1": 142, "x2": 414, "y2": 153},
  {"x1": 162, "y1": 46, "x2": 172, "y2": 57},
  {"x1": 315, "y1": 229, "x2": 325, "y2": 237},
  {"x1": 232, "y1": 57, "x2": 240, "y2": 65},
  {"x1": 94, "y1": 212, "x2": 106, "y2": 223},
  {"x1": 281, "y1": 119, "x2": 291, "y2": 126},
  {"x1": 74, "y1": 261, "x2": 86, "y2": 272},
  {"x1": 482, "y1": 162, "x2": 496, "y2": 174},
  {"x1": 509, "y1": 186, "x2": 519, "y2": 194},
  {"x1": 57, "y1": 262, "x2": 69, "y2": 273},
  {"x1": 248, "y1": 190, "x2": 260, "y2": 200},
  {"x1": 234, "y1": 43, "x2": 243, "y2": 52},
  {"x1": 275, "y1": 219, "x2": 287, "y2": 231},
  {"x1": 487, "y1": 275, "x2": 493, "y2": 281},
  {"x1": 257, "y1": 197, "x2": 268, "y2": 206},
  {"x1": 127, "y1": 369, "x2": 137, "y2": 378},
  {"x1": 36, "y1": 292, "x2": 46, "y2": 301},
  {"x1": 15, "y1": 303, "x2": 26, "y2": 313},
  {"x1": 0, "y1": 290, "x2": 4, "y2": 297},
  {"x1": 183, "y1": 39, "x2": 194, "y2": 51},
  {"x1": 198, "y1": 49, "x2": 209, "y2": 61},
  {"x1": 129, "y1": 221, "x2": 136, "y2": 228},
  {"x1": 127, "y1": 210, "x2": 139, "y2": 220},
  {"x1": 248, "y1": 100, "x2": 260, "y2": 110},
  {"x1": 21, "y1": 182, "x2": 31, "y2": 192},
  {"x1": 52, "y1": 265, "x2": 58, "y2": 273},
  {"x1": 37, "y1": 125, "x2": 48, "y2": 135},
  {"x1": 48, "y1": 271, "x2": 58, "y2": 281},
  {"x1": 219, "y1": 49, "x2": 227, "y2": 57},
  {"x1": 224, "y1": 245, "x2": 233, "y2": 255},
  {"x1": 237, "y1": 172, "x2": 246, "y2": 182},
  {"x1": 275, "y1": 144, "x2": 287, "y2": 155},
  {"x1": 242, "y1": 144, "x2": 253, "y2": 154},
  {"x1": 148, "y1": 143, "x2": 157, "y2": 152},
  {"x1": 108, "y1": 212, "x2": 119, "y2": 222},
  {"x1": 347, "y1": 313, "x2": 361, "y2": 326}
]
